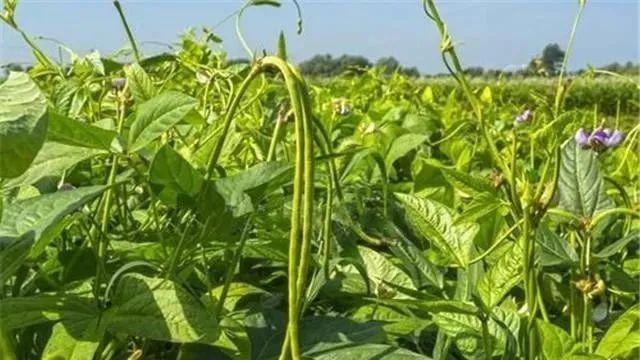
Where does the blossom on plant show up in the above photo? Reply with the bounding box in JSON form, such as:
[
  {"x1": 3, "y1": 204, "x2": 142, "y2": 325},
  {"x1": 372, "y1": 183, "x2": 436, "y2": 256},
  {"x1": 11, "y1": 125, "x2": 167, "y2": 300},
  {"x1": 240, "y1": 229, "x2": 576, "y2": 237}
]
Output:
[
  {"x1": 332, "y1": 99, "x2": 351, "y2": 116},
  {"x1": 574, "y1": 127, "x2": 624, "y2": 150},
  {"x1": 111, "y1": 77, "x2": 127, "y2": 91},
  {"x1": 514, "y1": 109, "x2": 533, "y2": 125}
]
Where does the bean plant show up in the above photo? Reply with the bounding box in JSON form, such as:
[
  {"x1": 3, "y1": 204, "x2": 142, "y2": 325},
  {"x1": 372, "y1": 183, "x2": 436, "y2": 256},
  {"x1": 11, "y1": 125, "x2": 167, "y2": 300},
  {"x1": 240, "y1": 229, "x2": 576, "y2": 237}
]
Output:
[{"x1": 0, "y1": 0, "x2": 638, "y2": 359}]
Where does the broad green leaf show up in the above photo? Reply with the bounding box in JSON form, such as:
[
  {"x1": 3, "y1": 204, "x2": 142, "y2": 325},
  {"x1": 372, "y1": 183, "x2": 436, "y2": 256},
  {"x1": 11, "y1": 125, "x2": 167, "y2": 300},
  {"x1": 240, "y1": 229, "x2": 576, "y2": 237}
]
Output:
[
  {"x1": 557, "y1": 141, "x2": 613, "y2": 218},
  {"x1": 389, "y1": 229, "x2": 444, "y2": 289},
  {"x1": 0, "y1": 236, "x2": 32, "y2": 283},
  {"x1": 0, "y1": 325, "x2": 16, "y2": 360},
  {"x1": 0, "y1": 72, "x2": 48, "y2": 178},
  {"x1": 433, "y1": 307, "x2": 519, "y2": 357},
  {"x1": 396, "y1": 193, "x2": 478, "y2": 267},
  {"x1": 150, "y1": 145, "x2": 203, "y2": 206},
  {"x1": 47, "y1": 112, "x2": 118, "y2": 151},
  {"x1": 214, "y1": 317, "x2": 251, "y2": 360},
  {"x1": 385, "y1": 133, "x2": 427, "y2": 169},
  {"x1": 596, "y1": 304, "x2": 640, "y2": 359},
  {"x1": 128, "y1": 91, "x2": 197, "y2": 152},
  {"x1": 352, "y1": 303, "x2": 431, "y2": 337},
  {"x1": 212, "y1": 161, "x2": 291, "y2": 217},
  {"x1": 177, "y1": 317, "x2": 251, "y2": 360},
  {"x1": 246, "y1": 312, "x2": 388, "y2": 360},
  {"x1": 536, "y1": 320, "x2": 575, "y2": 360},
  {"x1": 124, "y1": 62, "x2": 157, "y2": 104},
  {"x1": 480, "y1": 86, "x2": 492, "y2": 104},
  {"x1": 594, "y1": 230, "x2": 640, "y2": 258},
  {"x1": 2, "y1": 142, "x2": 106, "y2": 190},
  {"x1": 42, "y1": 319, "x2": 102, "y2": 360},
  {"x1": 477, "y1": 242, "x2": 523, "y2": 308},
  {"x1": 404, "y1": 299, "x2": 479, "y2": 316},
  {"x1": 536, "y1": 225, "x2": 579, "y2": 266},
  {"x1": 310, "y1": 343, "x2": 431, "y2": 359},
  {"x1": 0, "y1": 185, "x2": 107, "y2": 249},
  {"x1": 357, "y1": 246, "x2": 415, "y2": 298},
  {"x1": 203, "y1": 282, "x2": 268, "y2": 313},
  {"x1": 457, "y1": 192, "x2": 506, "y2": 224},
  {"x1": 441, "y1": 168, "x2": 496, "y2": 196},
  {"x1": 0, "y1": 294, "x2": 96, "y2": 330},
  {"x1": 421, "y1": 86, "x2": 434, "y2": 104},
  {"x1": 105, "y1": 274, "x2": 219, "y2": 344}
]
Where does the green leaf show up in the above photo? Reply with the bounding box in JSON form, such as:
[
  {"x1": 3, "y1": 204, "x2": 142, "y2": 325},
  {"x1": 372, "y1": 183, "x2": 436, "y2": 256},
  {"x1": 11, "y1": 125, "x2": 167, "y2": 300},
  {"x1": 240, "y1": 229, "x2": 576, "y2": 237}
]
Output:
[
  {"x1": 536, "y1": 320, "x2": 575, "y2": 360},
  {"x1": 42, "y1": 319, "x2": 102, "y2": 360},
  {"x1": 310, "y1": 343, "x2": 431, "y2": 359},
  {"x1": 150, "y1": 145, "x2": 203, "y2": 206},
  {"x1": 385, "y1": 133, "x2": 426, "y2": 169},
  {"x1": 124, "y1": 62, "x2": 157, "y2": 104},
  {"x1": 203, "y1": 282, "x2": 268, "y2": 313},
  {"x1": 433, "y1": 307, "x2": 519, "y2": 357},
  {"x1": 421, "y1": 86, "x2": 434, "y2": 104},
  {"x1": 596, "y1": 303, "x2": 640, "y2": 359},
  {"x1": 0, "y1": 294, "x2": 97, "y2": 330},
  {"x1": 0, "y1": 237, "x2": 33, "y2": 283},
  {"x1": 0, "y1": 72, "x2": 48, "y2": 178},
  {"x1": 128, "y1": 91, "x2": 197, "y2": 152},
  {"x1": 536, "y1": 225, "x2": 579, "y2": 266},
  {"x1": 395, "y1": 193, "x2": 477, "y2": 268},
  {"x1": 477, "y1": 242, "x2": 523, "y2": 308},
  {"x1": 2, "y1": 142, "x2": 106, "y2": 190},
  {"x1": 212, "y1": 161, "x2": 291, "y2": 217},
  {"x1": 441, "y1": 168, "x2": 496, "y2": 196},
  {"x1": 357, "y1": 246, "x2": 415, "y2": 298},
  {"x1": 246, "y1": 313, "x2": 388, "y2": 360},
  {"x1": 405, "y1": 299, "x2": 479, "y2": 316},
  {"x1": 557, "y1": 141, "x2": 613, "y2": 218},
  {"x1": 480, "y1": 86, "x2": 493, "y2": 104},
  {"x1": 389, "y1": 228, "x2": 444, "y2": 289},
  {"x1": 47, "y1": 112, "x2": 118, "y2": 151},
  {"x1": 105, "y1": 274, "x2": 219, "y2": 344},
  {"x1": 594, "y1": 230, "x2": 640, "y2": 259},
  {"x1": 0, "y1": 185, "x2": 107, "y2": 252}
]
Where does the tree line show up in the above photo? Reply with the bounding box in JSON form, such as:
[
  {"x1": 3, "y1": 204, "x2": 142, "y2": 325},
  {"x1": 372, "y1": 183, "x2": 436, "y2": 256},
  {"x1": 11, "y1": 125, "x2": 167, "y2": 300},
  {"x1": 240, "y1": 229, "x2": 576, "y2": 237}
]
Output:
[{"x1": 2, "y1": 43, "x2": 638, "y2": 79}]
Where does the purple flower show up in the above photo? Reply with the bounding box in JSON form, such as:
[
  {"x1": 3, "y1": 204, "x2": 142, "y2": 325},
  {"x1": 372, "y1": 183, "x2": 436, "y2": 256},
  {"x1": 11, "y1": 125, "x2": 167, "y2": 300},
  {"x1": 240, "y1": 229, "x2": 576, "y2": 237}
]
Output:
[
  {"x1": 575, "y1": 128, "x2": 590, "y2": 146},
  {"x1": 515, "y1": 109, "x2": 533, "y2": 125},
  {"x1": 574, "y1": 127, "x2": 624, "y2": 151},
  {"x1": 604, "y1": 130, "x2": 624, "y2": 147}
]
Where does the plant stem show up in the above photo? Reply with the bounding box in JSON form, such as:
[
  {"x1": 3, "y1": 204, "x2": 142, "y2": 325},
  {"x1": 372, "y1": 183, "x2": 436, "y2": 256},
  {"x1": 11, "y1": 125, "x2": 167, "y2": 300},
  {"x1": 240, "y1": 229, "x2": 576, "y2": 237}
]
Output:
[
  {"x1": 481, "y1": 316, "x2": 493, "y2": 360},
  {"x1": 267, "y1": 116, "x2": 285, "y2": 161},
  {"x1": 213, "y1": 217, "x2": 252, "y2": 318},
  {"x1": 113, "y1": 0, "x2": 142, "y2": 63},
  {"x1": 95, "y1": 97, "x2": 126, "y2": 302},
  {"x1": 521, "y1": 204, "x2": 538, "y2": 360},
  {"x1": 554, "y1": 1, "x2": 586, "y2": 116}
]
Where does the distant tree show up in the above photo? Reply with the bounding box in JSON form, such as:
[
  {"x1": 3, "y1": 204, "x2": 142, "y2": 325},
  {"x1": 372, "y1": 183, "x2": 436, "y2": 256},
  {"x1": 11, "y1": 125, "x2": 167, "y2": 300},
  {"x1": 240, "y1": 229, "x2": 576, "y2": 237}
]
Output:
[
  {"x1": 336, "y1": 55, "x2": 371, "y2": 74},
  {"x1": 376, "y1": 57, "x2": 401, "y2": 74},
  {"x1": 525, "y1": 43, "x2": 565, "y2": 76},
  {"x1": 299, "y1": 54, "x2": 371, "y2": 76},
  {"x1": 541, "y1": 43, "x2": 565, "y2": 75},
  {"x1": 401, "y1": 66, "x2": 420, "y2": 78},
  {"x1": 464, "y1": 66, "x2": 484, "y2": 77}
]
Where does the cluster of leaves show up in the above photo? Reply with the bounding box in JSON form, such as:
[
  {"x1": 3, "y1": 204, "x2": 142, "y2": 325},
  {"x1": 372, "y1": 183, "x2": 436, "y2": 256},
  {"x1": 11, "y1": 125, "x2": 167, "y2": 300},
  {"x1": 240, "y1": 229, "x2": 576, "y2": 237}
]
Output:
[{"x1": 0, "y1": 2, "x2": 639, "y2": 360}]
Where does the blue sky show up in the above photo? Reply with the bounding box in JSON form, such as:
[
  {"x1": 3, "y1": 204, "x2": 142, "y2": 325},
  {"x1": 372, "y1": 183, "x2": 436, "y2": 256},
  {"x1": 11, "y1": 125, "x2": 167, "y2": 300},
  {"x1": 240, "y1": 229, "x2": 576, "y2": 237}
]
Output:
[{"x1": 1, "y1": 0, "x2": 638, "y2": 74}]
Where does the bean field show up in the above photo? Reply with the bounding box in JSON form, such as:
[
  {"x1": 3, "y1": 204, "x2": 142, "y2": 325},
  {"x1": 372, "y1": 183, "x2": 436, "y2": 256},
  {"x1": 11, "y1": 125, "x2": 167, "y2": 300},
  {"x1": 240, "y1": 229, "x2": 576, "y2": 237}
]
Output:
[{"x1": 0, "y1": 1, "x2": 638, "y2": 359}]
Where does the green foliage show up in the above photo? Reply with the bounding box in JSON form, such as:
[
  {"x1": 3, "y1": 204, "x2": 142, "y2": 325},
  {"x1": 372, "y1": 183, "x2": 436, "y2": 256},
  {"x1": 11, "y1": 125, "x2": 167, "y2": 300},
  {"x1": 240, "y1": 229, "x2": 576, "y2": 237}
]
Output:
[
  {"x1": 558, "y1": 141, "x2": 613, "y2": 218},
  {"x1": 0, "y1": 72, "x2": 48, "y2": 178},
  {"x1": 0, "y1": 2, "x2": 637, "y2": 360}
]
